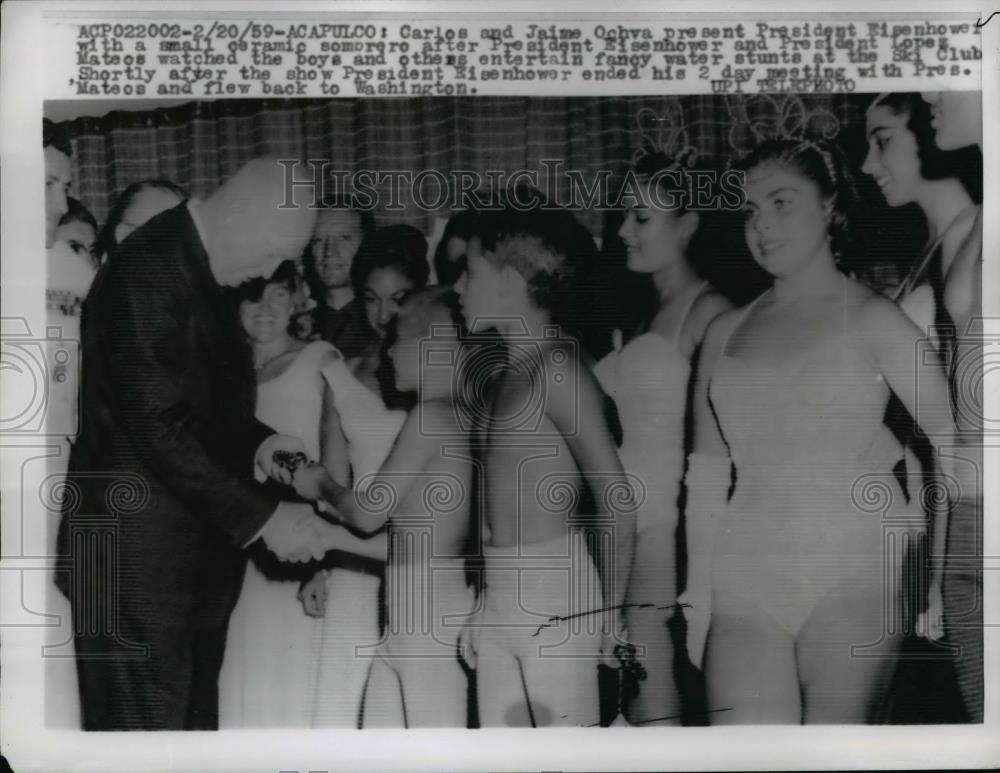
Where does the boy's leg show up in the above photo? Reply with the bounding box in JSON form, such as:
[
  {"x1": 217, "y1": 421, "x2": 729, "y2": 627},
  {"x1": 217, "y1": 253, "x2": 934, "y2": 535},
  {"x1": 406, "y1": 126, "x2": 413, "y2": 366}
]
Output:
[
  {"x1": 474, "y1": 636, "x2": 532, "y2": 727},
  {"x1": 501, "y1": 545, "x2": 605, "y2": 727},
  {"x1": 386, "y1": 564, "x2": 474, "y2": 727},
  {"x1": 518, "y1": 645, "x2": 601, "y2": 727},
  {"x1": 393, "y1": 655, "x2": 470, "y2": 727},
  {"x1": 359, "y1": 657, "x2": 406, "y2": 728}
]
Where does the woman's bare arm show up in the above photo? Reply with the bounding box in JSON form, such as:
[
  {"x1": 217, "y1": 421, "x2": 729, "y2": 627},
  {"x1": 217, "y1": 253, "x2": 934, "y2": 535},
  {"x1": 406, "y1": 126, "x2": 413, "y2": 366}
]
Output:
[
  {"x1": 318, "y1": 350, "x2": 351, "y2": 487},
  {"x1": 855, "y1": 294, "x2": 954, "y2": 622},
  {"x1": 545, "y1": 342, "x2": 635, "y2": 618}
]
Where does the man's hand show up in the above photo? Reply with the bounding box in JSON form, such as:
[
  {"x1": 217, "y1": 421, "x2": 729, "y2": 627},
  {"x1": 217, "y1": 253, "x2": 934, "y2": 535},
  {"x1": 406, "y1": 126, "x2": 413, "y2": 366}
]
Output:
[
  {"x1": 255, "y1": 434, "x2": 309, "y2": 486},
  {"x1": 917, "y1": 581, "x2": 946, "y2": 642},
  {"x1": 298, "y1": 570, "x2": 328, "y2": 618},
  {"x1": 259, "y1": 501, "x2": 330, "y2": 563},
  {"x1": 291, "y1": 462, "x2": 336, "y2": 503}
]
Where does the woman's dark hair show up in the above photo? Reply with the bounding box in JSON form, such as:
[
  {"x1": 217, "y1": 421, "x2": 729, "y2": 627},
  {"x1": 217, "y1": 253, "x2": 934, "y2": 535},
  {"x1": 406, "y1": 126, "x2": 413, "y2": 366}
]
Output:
[
  {"x1": 632, "y1": 151, "x2": 698, "y2": 215},
  {"x1": 868, "y1": 92, "x2": 982, "y2": 203},
  {"x1": 350, "y1": 224, "x2": 430, "y2": 298},
  {"x1": 736, "y1": 138, "x2": 858, "y2": 261},
  {"x1": 96, "y1": 179, "x2": 186, "y2": 260},
  {"x1": 631, "y1": 151, "x2": 729, "y2": 279},
  {"x1": 59, "y1": 197, "x2": 98, "y2": 233},
  {"x1": 349, "y1": 225, "x2": 430, "y2": 413},
  {"x1": 433, "y1": 209, "x2": 480, "y2": 286},
  {"x1": 43, "y1": 118, "x2": 72, "y2": 157},
  {"x1": 57, "y1": 198, "x2": 100, "y2": 268},
  {"x1": 230, "y1": 259, "x2": 301, "y2": 306}
]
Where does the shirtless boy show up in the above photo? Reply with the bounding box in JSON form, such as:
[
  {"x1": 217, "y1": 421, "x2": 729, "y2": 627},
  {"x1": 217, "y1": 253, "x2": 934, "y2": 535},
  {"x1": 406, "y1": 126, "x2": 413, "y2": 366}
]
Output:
[
  {"x1": 294, "y1": 286, "x2": 476, "y2": 727},
  {"x1": 453, "y1": 208, "x2": 636, "y2": 727}
]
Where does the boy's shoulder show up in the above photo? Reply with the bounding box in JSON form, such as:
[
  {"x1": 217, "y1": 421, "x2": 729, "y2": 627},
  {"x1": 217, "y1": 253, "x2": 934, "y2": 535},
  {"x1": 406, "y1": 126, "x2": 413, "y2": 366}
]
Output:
[{"x1": 414, "y1": 397, "x2": 467, "y2": 439}]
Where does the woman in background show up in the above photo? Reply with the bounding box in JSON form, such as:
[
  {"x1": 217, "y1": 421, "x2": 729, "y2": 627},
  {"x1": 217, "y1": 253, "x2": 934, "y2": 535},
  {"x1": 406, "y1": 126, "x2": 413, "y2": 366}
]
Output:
[
  {"x1": 349, "y1": 224, "x2": 431, "y2": 409},
  {"x1": 686, "y1": 138, "x2": 954, "y2": 723},
  {"x1": 95, "y1": 179, "x2": 186, "y2": 261},
  {"x1": 297, "y1": 223, "x2": 429, "y2": 725},
  {"x1": 862, "y1": 92, "x2": 979, "y2": 348},
  {"x1": 433, "y1": 208, "x2": 478, "y2": 286},
  {"x1": 218, "y1": 260, "x2": 351, "y2": 727},
  {"x1": 55, "y1": 198, "x2": 99, "y2": 269},
  {"x1": 919, "y1": 88, "x2": 985, "y2": 723},
  {"x1": 861, "y1": 91, "x2": 982, "y2": 723},
  {"x1": 594, "y1": 152, "x2": 731, "y2": 725}
]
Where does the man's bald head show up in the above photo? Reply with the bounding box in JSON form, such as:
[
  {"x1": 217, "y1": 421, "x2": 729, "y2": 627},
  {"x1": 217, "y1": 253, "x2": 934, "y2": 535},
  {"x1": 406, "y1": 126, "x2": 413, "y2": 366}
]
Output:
[{"x1": 201, "y1": 158, "x2": 318, "y2": 286}]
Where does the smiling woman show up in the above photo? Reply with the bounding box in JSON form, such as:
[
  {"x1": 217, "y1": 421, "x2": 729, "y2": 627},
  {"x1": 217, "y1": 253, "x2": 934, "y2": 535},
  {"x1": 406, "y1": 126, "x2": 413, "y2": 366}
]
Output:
[
  {"x1": 683, "y1": 137, "x2": 956, "y2": 725},
  {"x1": 234, "y1": 261, "x2": 303, "y2": 366},
  {"x1": 861, "y1": 92, "x2": 979, "y2": 338},
  {"x1": 593, "y1": 150, "x2": 732, "y2": 726},
  {"x1": 219, "y1": 259, "x2": 355, "y2": 728}
]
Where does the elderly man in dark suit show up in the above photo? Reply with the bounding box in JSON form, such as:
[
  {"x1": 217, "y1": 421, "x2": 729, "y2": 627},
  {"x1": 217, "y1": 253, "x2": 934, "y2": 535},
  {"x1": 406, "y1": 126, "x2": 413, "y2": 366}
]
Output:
[{"x1": 56, "y1": 158, "x2": 338, "y2": 730}]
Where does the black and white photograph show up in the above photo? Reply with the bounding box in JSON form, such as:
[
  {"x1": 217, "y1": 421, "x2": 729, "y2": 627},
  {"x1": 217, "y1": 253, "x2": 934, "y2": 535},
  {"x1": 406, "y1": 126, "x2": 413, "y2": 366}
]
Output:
[{"x1": 1, "y1": 3, "x2": 996, "y2": 772}]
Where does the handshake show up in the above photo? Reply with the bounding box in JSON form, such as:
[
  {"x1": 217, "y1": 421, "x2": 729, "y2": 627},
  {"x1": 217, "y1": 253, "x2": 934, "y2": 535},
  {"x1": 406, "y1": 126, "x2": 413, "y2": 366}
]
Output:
[{"x1": 253, "y1": 434, "x2": 347, "y2": 563}]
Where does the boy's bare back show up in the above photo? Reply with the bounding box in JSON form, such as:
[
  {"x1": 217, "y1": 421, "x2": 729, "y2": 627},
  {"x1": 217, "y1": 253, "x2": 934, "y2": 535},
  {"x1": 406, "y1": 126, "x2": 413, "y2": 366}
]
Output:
[{"x1": 483, "y1": 337, "x2": 587, "y2": 549}]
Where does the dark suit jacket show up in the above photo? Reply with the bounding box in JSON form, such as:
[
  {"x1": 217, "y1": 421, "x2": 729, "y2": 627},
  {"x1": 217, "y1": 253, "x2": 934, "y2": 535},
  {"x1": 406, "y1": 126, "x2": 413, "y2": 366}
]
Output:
[
  {"x1": 311, "y1": 296, "x2": 373, "y2": 360},
  {"x1": 56, "y1": 203, "x2": 278, "y2": 631}
]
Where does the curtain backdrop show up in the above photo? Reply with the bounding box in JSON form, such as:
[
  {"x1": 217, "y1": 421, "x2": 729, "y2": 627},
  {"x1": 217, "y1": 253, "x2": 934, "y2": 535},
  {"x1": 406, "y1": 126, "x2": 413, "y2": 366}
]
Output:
[{"x1": 57, "y1": 94, "x2": 871, "y2": 237}]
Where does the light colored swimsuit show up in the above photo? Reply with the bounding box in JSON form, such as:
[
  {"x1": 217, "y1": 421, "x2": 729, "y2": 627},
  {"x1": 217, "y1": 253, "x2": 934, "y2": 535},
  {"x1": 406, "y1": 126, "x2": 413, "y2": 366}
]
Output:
[{"x1": 708, "y1": 279, "x2": 913, "y2": 636}]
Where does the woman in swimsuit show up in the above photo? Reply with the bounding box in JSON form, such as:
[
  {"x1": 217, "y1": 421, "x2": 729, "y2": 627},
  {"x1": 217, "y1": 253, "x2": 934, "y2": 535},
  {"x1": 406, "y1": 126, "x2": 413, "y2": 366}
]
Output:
[
  {"x1": 918, "y1": 88, "x2": 985, "y2": 723},
  {"x1": 595, "y1": 151, "x2": 731, "y2": 724},
  {"x1": 685, "y1": 138, "x2": 954, "y2": 723}
]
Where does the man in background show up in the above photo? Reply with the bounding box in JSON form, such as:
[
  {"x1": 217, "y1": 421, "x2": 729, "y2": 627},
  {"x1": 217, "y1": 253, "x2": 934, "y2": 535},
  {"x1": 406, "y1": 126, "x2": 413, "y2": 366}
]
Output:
[{"x1": 304, "y1": 197, "x2": 375, "y2": 358}]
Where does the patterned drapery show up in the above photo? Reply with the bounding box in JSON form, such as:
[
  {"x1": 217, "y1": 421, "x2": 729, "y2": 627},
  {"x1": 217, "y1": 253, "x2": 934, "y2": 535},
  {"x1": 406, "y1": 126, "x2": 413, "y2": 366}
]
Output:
[
  {"x1": 57, "y1": 94, "x2": 870, "y2": 233},
  {"x1": 53, "y1": 92, "x2": 956, "y2": 311}
]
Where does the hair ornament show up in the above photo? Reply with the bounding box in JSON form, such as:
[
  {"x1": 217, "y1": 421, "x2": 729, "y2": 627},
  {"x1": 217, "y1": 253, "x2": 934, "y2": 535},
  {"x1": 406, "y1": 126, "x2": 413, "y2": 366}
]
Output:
[
  {"x1": 726, "y1": 94, "x2": 841, "y2": 158},
  {"x1": 633, "y1": 101, "x2": 701, "y2": 168}
]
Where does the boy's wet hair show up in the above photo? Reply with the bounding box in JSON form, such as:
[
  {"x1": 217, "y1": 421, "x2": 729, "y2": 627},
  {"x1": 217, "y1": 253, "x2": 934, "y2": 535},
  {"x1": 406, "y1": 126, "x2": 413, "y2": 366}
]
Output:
[
  {"x1": 471, "y1": 188, "x2": 592, "y2": 320},
  {"x1": 433, "y1": 208, "x2": 481, "y2": 286},
  {"x1": 397, "y1": 284, "x2": 465, "y2": 336}
]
